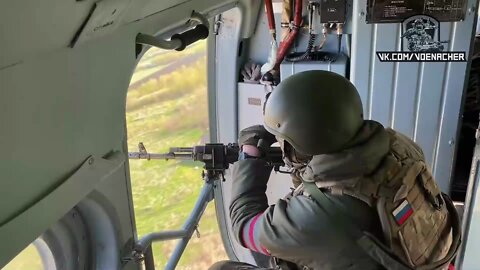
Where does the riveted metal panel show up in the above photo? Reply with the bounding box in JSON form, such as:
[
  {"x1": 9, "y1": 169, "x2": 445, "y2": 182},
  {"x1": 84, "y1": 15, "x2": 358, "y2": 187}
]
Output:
[
  {"x1": 369, "y1": 24, "x2": 400, "y2": 125},
  {"x1": 351, "y1": 0, "x2": 477, "y2": 192}
]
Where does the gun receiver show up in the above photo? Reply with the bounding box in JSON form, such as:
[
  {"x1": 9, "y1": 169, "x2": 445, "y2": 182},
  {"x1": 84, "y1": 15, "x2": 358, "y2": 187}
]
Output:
[{"x1": 129, "y1": 143, "x2": 285, "y2": 177}]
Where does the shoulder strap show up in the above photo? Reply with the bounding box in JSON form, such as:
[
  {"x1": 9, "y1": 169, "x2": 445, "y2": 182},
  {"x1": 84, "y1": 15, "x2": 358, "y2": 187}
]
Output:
[
  {"x1": 418, "y1": 193, "x2": 461, "y2": 270},
  {"x1": 302, "y1": 181, "x2": 460, "y2": 270}
]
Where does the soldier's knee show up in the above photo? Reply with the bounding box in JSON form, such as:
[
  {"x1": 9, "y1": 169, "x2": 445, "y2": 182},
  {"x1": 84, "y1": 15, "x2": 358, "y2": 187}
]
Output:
[
  {"x1": 208, "y1": 260, "x2": 259, "y2": 270},
  {"x1": 209, "y1": 260, "x2": 238, "y2": 270}
]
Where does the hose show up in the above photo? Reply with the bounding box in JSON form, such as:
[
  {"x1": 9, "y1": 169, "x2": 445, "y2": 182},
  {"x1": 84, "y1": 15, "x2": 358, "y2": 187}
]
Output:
[
  {"x1": 280, "y1": 0, "x2": 292, "y2": 42},
  {"x1": 265, "y1": 0, "x2": 276, "y2": 40},
  {"x1": 261, "y1": 0, "x2": 278, "y2": 73},
  {"x1": 274, "y1": 0, "x2": 303, "y2": 70}
]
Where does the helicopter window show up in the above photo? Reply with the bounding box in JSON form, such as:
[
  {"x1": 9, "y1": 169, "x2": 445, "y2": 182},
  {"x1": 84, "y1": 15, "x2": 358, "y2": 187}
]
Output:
[{"x1": 126, "y1": 39, "x2": 228, "y2": 269}]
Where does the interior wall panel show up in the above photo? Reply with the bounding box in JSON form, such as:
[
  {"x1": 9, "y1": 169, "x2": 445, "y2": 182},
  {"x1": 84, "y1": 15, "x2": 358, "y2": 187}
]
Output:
[
  {"x1": 351, "y1": 0, "x2": 477, "y2": 192},
  {"x1": 415, "y1": 62, "x2": 447, "y2": 166},
  {"x1": 369, "y1": 24, "x2": 399, "y2": 124},
  {"x1": 391, "y1": 61, "x2": 420, "y2": 138}
]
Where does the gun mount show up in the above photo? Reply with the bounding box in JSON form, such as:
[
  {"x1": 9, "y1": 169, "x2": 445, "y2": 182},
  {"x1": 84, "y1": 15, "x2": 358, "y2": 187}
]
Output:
[
  {"x1": 129, "y1": 142, "x2": 285, "y2": 179},
  {"x1": 129, "y1": 142, "x2": 285, "y2": 268}
]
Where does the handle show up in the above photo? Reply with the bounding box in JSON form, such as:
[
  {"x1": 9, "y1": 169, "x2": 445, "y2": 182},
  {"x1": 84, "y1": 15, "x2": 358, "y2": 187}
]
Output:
[{"x1": 171, "y1": 24, "x2": 209, "y2": 51}]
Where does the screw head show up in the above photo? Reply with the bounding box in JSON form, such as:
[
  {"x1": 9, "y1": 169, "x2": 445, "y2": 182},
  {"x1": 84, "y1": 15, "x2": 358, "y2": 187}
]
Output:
[
  {"x1": 468, "y1": 6, "x2": 475, "y2": 14},
  {"x1": 88, "y1": 157, "x2": 94, "y2": 165}
]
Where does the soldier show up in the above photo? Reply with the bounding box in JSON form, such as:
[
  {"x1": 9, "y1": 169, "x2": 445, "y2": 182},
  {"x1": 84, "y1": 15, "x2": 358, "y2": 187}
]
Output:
[
  {"x1": 210, "y1": 70, "x2": 460, "y2": 270},
  {"x1": 401, "y1": 18, "x2": 445, "y2": 52}
]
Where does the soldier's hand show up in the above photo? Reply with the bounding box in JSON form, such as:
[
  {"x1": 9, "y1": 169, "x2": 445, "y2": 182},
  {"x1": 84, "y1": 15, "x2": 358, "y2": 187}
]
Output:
[{"x1": 238, "y1": 125, "x2": 277, "y2": 154}]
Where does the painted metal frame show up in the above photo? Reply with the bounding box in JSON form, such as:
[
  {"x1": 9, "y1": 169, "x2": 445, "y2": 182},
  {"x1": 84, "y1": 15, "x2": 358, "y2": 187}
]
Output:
[
  {"x1": 213, "y1": 6, "x2": 262, "y2": 266},
  {"x1": 0, "y1": 153, "x2": 126, "y2": 267},
  {"x1": 457, "y1": 118, "x2": 480, "y2": 269},
  {"x1": 134, "y1": 176, "x2": 216, "y2": 270}
]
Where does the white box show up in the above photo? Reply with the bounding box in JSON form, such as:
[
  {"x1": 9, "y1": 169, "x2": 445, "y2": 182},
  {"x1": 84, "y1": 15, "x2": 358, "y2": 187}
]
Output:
[
  {"x1": 280, "y1": 53, "x2": 348, "y2": 80},
  {"x1": 237, "y1": 82, "x2": 293, "y2": 204}
]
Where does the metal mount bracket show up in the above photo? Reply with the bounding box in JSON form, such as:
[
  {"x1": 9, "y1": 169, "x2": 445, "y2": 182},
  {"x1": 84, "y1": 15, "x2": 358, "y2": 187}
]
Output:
[{"x1": 136, "y1": 11, "x2": 210, "y2": 51}]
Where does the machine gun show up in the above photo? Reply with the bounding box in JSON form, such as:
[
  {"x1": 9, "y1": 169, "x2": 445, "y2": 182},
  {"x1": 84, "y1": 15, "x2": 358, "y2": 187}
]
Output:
[
  {"x1": 129, "y1": 142, "x2": 285, "y2": 179},
  {"x1": 128, "y1": 142, "x2": 285, "y2": 270}
]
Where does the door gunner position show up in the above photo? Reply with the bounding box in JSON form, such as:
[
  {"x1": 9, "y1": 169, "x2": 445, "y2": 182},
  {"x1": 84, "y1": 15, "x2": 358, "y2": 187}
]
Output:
[{"x1": 210, "y1": 70, "x2": 461, "y2": 270}]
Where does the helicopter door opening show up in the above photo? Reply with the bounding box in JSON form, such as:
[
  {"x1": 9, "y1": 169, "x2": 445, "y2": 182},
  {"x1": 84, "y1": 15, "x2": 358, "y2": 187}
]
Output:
[
  {"x1": 126, "y1": 23, "x2": 230, "y2": 270},
  {"x1": 127, "y1": 0, "x2": 480, "y2": 268}
]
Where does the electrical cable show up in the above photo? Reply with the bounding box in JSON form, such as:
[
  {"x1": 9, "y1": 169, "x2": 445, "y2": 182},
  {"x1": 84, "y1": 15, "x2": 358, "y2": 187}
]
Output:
[
  {"x1": 336, "y1": 23, "x2": 343, "y2": 54},
  {"x1": 285, "y1": 33, "x2": 317, "y2": 62},
  {"x1": 286, "y1": 24, "x2": 341, "y2": 63},
  {"x1": 285, "y1": 2, "x2": 318, "y2": 63},
  {"x1": 315, "y1": 33, "x2": 327, "y2": 51}
]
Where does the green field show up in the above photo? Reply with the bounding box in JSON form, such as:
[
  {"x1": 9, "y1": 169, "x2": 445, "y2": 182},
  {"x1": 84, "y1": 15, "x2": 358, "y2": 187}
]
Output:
[{"x1": 127, "y1": 40, "x2": 228, "y2": 269}]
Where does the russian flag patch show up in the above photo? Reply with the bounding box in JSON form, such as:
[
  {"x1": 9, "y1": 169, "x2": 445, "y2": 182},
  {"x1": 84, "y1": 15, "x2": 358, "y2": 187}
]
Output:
[{"x1": 393, "y1": 200, "x2": 414, "y2": 225}]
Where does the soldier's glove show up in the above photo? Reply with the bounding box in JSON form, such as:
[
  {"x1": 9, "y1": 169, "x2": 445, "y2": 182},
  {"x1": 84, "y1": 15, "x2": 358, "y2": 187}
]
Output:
[
  {"x1": 241, "y1": 62, "x2": 262, "y2": 84},
  {"x1": 238, "y1": 125, "x2": 277, "y2": 156}
]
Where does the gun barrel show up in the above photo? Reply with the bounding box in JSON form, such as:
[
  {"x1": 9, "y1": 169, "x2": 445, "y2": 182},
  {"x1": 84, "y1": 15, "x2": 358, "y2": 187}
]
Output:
[
  {"x1": 128, "y1": 144, "x2": 285, "y2": 167},
  {"x1": 128, "y1": 152, "x2": 193, "y2": 160},
  {"x1": 170, "y1": 147, "x2": 194, "y2": 153}
]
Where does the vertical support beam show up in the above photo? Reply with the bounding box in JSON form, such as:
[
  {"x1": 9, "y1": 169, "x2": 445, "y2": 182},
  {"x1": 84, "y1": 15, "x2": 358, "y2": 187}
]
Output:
[
  {"x1": 457, "y1": 117, "x2": 480, "y2": 269},
  {"x1": 164, "y1": 181, "x2": 214, "y2": 270},
  {"x1": 144, "y1": 245, "x2": 155, "y2": 270},
  {"x1": 208, "y1": 16, "x2": 219, "y2": 143}
]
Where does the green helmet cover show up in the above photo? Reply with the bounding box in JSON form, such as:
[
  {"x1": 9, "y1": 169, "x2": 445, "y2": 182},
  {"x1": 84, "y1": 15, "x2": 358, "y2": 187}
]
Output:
[{"x1": 263, "y1": 70, "x2": 364, "y2": 155}]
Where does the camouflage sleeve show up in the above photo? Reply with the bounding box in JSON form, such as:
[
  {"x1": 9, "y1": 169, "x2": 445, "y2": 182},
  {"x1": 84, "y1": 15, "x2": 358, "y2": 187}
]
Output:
[
  {"x1": 229, "y1": 158, "x2": 316, "y2": 257},
  {"x1": 239, "y1": 212, "x2": 271, "y2": 255},
  {"x1": 230, "y1": 160, "x2": 382, "y2": 263},
  {"x1": 229, "y1": 159, "x2": 272, "y2": 253}
]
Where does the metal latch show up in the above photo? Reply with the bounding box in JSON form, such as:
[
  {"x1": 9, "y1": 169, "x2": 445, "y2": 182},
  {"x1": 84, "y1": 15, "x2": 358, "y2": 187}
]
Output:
[{"x1": 213, "y1": 14, "x2": 223, "y2": 35}]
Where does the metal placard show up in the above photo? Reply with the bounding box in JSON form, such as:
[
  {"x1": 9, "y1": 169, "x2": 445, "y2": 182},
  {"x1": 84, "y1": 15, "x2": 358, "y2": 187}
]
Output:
[
  {"x1": 320, "y1": 0, "x2": 347, "y2": 23},
  {"x1": 366, "y1": 0, "x2": 467, "y2": 23}
]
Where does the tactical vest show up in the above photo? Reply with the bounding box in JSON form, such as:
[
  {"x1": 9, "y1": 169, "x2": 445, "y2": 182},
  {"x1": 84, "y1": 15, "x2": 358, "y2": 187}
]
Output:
[{"x1": 300, "y1": 129, "x2": 461, "y2": 270}]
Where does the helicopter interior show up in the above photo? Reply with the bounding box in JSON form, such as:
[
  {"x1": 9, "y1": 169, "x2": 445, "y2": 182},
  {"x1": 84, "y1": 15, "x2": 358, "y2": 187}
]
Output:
[{"x1": 2, "y1": 0, "x2": 480, "y2": 269}]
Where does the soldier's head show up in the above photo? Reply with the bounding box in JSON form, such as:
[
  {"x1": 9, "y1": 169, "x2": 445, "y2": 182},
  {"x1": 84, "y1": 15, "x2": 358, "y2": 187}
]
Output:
[
  {"x1": 414, "y1": 19, "x2": 424, "y2": 31},
  {"x1": 263, "y1": 70, "x2": 364, "y2": 159}
]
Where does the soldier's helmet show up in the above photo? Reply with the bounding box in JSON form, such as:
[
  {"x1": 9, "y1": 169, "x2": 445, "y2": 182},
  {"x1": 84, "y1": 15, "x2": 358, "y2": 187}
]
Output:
[
  {"x1": 263, "y1": 70, "x2": 364, "y2": 156},
  {"x1": 414, "y1": 19, "x2": 424, "y2": 31}
]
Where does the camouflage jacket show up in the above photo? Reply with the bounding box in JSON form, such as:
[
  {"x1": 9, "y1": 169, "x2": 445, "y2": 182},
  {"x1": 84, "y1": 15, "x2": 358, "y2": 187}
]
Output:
[{"x1": 229, "y1": 121, "x2": 456, "y2": 270}]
